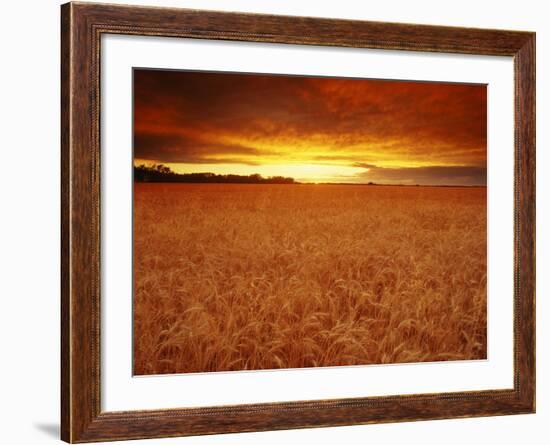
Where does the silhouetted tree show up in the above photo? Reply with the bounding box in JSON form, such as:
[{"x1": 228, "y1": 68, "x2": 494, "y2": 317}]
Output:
[{"x1": 133, "y1": 165, "x2": 298, "y2": 184}]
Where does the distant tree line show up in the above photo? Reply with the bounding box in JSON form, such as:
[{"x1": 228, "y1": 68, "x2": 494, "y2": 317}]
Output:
[{"x1": 134, "y1": 164, "x2": 298, "y2": 184}]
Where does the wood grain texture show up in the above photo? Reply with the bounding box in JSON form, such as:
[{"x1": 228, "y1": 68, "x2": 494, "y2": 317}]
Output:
[
  {"x1": 61, "y1": 2, "x2": 536, "y2": 442},
  {"x1": 60, "y1": 4, "x2": 71, "y2": 441}
]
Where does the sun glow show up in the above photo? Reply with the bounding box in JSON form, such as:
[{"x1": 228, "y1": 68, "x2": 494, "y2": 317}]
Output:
[{"x1": 135, "y1": 159, "x2": 367, "y2": 183}]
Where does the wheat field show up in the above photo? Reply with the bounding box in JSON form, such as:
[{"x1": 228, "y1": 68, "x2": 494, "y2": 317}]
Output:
[{"x1": 133, "y1": 183, "x2": 486, "y2": 375}]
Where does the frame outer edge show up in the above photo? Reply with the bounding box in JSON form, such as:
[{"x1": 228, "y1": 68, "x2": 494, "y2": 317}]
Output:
[
  {"x1": 60, "y1": 2, "x2": 536, "y2": 442},
  {"x1": 62, "y1": 2, "x2": 100, "y2": 442},
  {"x1": 60, "y1": 2, "x2": 72, "y2": 442},
  {"x1": 515, "y1": 33, "x2": 536, "y2": 412}
]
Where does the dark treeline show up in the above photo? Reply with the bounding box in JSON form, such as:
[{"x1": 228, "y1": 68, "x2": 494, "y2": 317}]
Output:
[{"x1": 134, "y1": 164, "x2": 298, "y2": 184}]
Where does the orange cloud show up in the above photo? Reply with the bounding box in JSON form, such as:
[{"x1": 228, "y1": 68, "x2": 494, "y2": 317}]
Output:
[{"x1": 134, "y1": 69, "x2": 486, "y2": 185}]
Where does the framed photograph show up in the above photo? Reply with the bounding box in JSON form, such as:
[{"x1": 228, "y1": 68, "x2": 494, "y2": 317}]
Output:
[{"x1": 61, "y1": 2, "x2": 535, "y2": 442}]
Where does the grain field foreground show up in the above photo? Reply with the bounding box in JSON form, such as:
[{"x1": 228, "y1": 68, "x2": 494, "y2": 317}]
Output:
[{"x1": 133, "y1": 183, "x2": 487, "y2": 375}]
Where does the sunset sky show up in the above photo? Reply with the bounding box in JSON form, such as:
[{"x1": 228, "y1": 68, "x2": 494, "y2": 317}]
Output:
[{"x1": 133, "y1": 69, "x2": 487, "y2": 185}]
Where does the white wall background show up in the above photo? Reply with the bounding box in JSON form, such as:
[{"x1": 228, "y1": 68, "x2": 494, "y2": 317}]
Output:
[{"x1": 0, "y1": 1, "x2": 546, "y2": 444}]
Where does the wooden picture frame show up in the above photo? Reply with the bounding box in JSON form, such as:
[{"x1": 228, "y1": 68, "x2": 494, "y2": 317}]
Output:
[{"x1": 61, "y1": 2, "x2": 535, "y2": 442}]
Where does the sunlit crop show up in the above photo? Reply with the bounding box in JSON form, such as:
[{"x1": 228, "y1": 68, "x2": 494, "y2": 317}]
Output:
[{"x1": 133, "y1": 183, "x2": 486, "y2": 375}]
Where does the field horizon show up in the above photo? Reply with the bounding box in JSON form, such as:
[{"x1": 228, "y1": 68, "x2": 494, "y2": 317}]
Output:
[
  {"x1": 133, "y1": 164, "x2": 487, "y2": 188},
  {"x1": 136, "y1": 181, "x2": 488, "y2": 188}
]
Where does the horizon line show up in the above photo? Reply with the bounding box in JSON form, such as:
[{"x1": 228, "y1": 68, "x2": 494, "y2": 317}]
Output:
[
  {"x1": 133, "y1": 166, "x2": 486, "y2": 187},
  {"x1": 134, "y1": 180, "x2": 487, "y2": 188}
]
